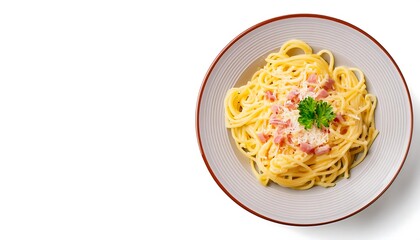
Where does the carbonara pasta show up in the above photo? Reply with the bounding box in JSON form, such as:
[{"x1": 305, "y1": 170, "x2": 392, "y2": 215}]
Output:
[{"x1": 224, "y1": 39, "x2": 378, "y2": 190}]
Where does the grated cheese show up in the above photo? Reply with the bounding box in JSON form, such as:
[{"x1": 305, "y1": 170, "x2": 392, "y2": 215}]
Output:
[
  {"x1": 276, "y1": 104, "x2": 329, "y2": 146},
  {"x1": 348, "y1": 114, "x2": 360, "y2": 120}
]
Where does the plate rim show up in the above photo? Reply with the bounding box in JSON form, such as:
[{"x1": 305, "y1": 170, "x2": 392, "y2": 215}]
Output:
[{"x1": 195, "y1": 13, "x2": 413, "y2": 226}]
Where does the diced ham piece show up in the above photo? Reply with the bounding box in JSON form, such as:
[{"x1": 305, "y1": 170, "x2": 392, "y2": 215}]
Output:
[
  {"x1": 274, "y1": 119, "x2": 291, "y2": 130},
  {"x1": 273, "y1": 122, "x2": 291, "y2": 146},
  {"x1": 308, "y1": 86, "x2": 315, "y2": 92},
  {"x1": 265, "y1": 90, "x2": 276, "y2": 101},
  {"x1": 300, "y1": 142, "x2": 315, "y2": 154},
  {"x1": 316, "y1": 89, "x2": 329, "y2": 99},
  {"x1": 287, "y1": 90, "x2": 299, "y2": 101},
  {"x1": 285, "y1": 100, "x2": 296, "y2": 110},
  {"x1": 257, "y1": 132, "x2": 269, "y2": 143},
  {"x1": 323, "y1": 78, "x2": 335, "y2": 91},
  {"x1": 307, "y1": 73, "x2": 317, "y2": 83},
  {"x1": 269, "y1": 116, "x2": 290, "y2": 128},
  {"x1": 286, "y1": 133, "x2": 293, "y2": 144},
  {"x1": 315, "y1": 145, "x2": 331, "y2": 155},
  {"x1": 273, "y1": 135, "x2": 286, "y2": 146},
  {"x1": 284, "y1": 119, "x2": 291, "y2": 127},
  {"x1": 269, "y1": 114, "x2": 281, "y2": 125},
  {"x1": 270, "y1": 104, "x2": 281, "y2": 114},
  {"x1": 334, "y1": 113, "x2": 345, "y2": 122}
]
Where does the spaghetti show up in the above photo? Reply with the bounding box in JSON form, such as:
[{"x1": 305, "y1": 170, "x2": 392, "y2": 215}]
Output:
[{"x1": 224, "y1": 39, "x2": 378, "y2": 190}]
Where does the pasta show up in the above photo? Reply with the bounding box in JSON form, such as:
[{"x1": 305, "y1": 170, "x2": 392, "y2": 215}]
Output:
[{"x1": 224, "y1": 39, "x2": 378, "y2": 190}]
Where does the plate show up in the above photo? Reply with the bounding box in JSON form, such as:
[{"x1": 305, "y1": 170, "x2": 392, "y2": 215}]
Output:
[{"x1": 196, "y1": 14, "x2": 413, "y2": 226}]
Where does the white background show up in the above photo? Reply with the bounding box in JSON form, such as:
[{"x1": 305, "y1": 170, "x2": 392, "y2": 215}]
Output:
[{"x1": 0, "y1": 0, "x2": 418, "y2": 239}]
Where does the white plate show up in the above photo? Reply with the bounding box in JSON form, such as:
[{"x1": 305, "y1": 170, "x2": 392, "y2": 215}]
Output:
[{"x1": 196, "y1": 14, "x2": 413, "y2": 226}]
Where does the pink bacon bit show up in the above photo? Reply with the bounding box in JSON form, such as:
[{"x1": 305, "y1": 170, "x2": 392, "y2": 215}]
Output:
[
  {"x1": 334, "y1": 113, "x2": 345, "y2": 123},
  {"x1": 323, "y1": 78, "x2": 335, "y2": 91},
  {"x1": 287, "y1": 89, "x2": 299, "y2": 100},
  {"x1": 273, "y1": 135, "x2": 286, "y2": 146},
  {"x1": 270, "y1": 104, "x2": 281, "y2": 114},
  {"x1": 270, "y1": 115, "x2": 290, "y2": 128},
  {"x1": 316, "y1": 89, "x2": 329, "y2": 100},
  {"x1": 286, "y1": 133, "x2": 293, "y2": 144},
  {"x1": 273, "y1": 129, "x2": 287, "y2": 146},
  {"x1": 315, "y1": 144, "x2": 331, "y2": 155},
  {"x1": 269, "y1": 114, "x2": 280, "y2": 125},
  {"x1": 265, "y1": 90, "x2": 276, "y2": 101},
  {"x1": 287, "y1": 89, "x2": 301, "y2": 104},
  {"x1": 285, "y1": 100, "x2": 297, "y2": 110},
  {"x1": 273, "y1": 120, "x2": 291, "y2": 146},
  {"x1": 281, "y1": 119, "x2": 291, "y2": 129},
  {"x1": 307, "y1": 73, "x2": 317, "y2": 83},
  {"x1": 257, "y1": 132, "x2": 269, "y2": 143},
  {"x1": 300, "y1": 142, "x2": 315, "y2": 154}
]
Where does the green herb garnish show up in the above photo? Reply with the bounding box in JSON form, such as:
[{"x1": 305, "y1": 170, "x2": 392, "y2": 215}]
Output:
[
  {"x1": 298, "y1": 97, "x2": 335, "y2": 129},
  {"x1": 297, "y1": 97, "x2": 317, "y2": 129}
]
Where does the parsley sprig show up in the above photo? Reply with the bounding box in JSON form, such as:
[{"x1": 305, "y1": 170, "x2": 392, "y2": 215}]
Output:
[{"x1": 297, "y1": 97, "x2": 335, "y2": 129}]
